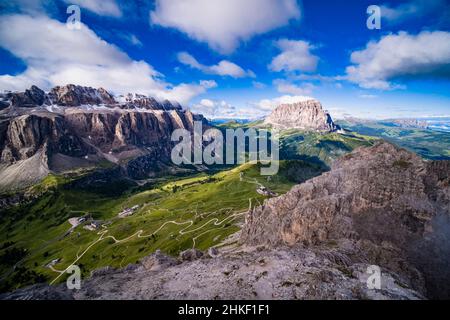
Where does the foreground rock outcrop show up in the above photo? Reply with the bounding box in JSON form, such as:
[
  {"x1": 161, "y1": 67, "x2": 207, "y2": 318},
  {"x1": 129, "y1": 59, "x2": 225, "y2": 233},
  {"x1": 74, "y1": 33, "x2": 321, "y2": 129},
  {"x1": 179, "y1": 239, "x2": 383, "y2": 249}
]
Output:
[
  {"x1": 241, "y1": 142, "x2": 450, "y2": 299},
  {"x1": 0, "y1": 246, "x2": 422, "y2": 300},
  {"x1": 264, "y1": 99, "x2": 339, "y2": 132}
]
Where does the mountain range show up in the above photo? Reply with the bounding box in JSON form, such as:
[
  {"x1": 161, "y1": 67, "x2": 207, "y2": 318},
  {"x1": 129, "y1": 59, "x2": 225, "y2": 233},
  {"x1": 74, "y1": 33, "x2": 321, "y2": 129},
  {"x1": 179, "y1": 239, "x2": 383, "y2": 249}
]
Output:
[{"x1": 0, "y1": 85, "x2": 206, "y2": 192}]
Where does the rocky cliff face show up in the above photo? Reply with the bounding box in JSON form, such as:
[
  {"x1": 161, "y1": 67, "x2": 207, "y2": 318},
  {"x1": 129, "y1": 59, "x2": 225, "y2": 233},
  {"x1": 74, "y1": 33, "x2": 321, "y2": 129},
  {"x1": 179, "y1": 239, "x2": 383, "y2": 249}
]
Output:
[
  {"x1": 10, "y1": 85, "x2": 48, "y2": 108},
  {"x1": 0, "y1": 85, "x2": 205, "y2": 191},
  {"x1": 47, "y1": 85, "x2": 116, "y2": 107},
  {"x1": 118, "y1": 93, "x2": 182, "y2": 111},
  {"x1": 241, "y1": 142, "x2": 450, "y2": 298},
  {"x1": 0, "y1": 84, "x2": 183, "y2": 112},
  {"x1": 264, "y1": 99, "x2": 339, "y2": 132}
]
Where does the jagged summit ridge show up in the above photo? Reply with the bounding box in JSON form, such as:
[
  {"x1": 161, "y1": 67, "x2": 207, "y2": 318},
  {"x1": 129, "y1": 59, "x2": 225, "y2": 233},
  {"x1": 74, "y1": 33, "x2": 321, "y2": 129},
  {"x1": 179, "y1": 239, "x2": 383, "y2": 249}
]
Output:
[
  {"x1": 264, "y1": 99, "x2": 339, "y2": 132},
  {"x1": 0, "y1": 84, "x2": 182, "y2": 112}
]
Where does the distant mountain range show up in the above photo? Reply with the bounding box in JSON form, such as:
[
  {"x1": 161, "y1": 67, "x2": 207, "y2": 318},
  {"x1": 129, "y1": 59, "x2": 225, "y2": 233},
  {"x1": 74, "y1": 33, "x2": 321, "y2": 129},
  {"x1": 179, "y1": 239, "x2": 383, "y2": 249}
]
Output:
[
  {"x1": 1, "y1": 85, "x2": 449, "y2": 192},
  {"x1": 338, "y1": 118, "x2": 450, "y2": 160},
  {"x1": 343, "y1": 117, "x2": 450, "y2": 132},
  {"x1": 407, "y1": 117, "x2": 450, "y2": 133}
]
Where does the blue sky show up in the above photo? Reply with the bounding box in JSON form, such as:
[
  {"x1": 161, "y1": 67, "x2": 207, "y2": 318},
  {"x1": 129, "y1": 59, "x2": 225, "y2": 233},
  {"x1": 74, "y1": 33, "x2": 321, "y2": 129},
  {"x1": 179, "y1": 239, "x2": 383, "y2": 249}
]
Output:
[{"x1": 0, "y1": 0, "x2": 449, "y2": 119}]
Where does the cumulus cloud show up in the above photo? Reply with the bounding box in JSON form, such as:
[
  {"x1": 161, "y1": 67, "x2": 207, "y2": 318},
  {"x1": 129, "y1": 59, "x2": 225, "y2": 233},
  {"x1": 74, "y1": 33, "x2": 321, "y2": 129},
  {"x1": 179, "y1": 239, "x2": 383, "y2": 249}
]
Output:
[
  {"x1": 190, "y1": 98, "x2": 237, "y2": 118},
  {"x1": 252, "y1": 81, "x2": 267, "y2": 89},
  {"x1": 118, "y1": 33, "x2": 143, "y2": 47},
  {"x1": 191, "y1": 98, "x2": 271, "y2": 119},
  {"x1": 177, "y1": 52, "x2": 255, "y2": 78},
  {"x1": 380, "y1": 0, "x2": 445, "y2": 24},
  {"x1": 150, "y1": 0, "x2": 301, "y2": 54},
  {"x1": 294, "y1": 73, "x2": 338, "y2": 82},
  {"x1": 269, "y1": 39, "x2": 319, "y2": 73},
  {"x1": 0, "y1": 14, "x2": 215, "y2": 104},
  {"x1": 252, "y1": 95, "x2": 316, "y2": 112},
  {"x1": 345, "y1": 31, "x2": 450, "y2": 90},
  {"x1": 63, "y1": 0, "x2": 122, "y2": 17},
  {"x1": 273, "y1": 79, "x2": 315, "y2": 95},
  {"x1": 359, "y1": 94, "x2": 378, "y2": 99},
  {"x1": 167, "y1": 81, "x2": 217, "y2": 103}
]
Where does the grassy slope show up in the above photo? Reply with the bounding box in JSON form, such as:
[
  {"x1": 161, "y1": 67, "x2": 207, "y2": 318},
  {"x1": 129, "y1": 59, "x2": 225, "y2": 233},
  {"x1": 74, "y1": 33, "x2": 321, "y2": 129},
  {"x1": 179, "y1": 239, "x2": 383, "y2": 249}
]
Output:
[
  {"x1": 279, "y1": 130, "x2": 376, "y2": 166},
  {"x1": 217, "y1": 120, "x2": 376, "y2": 166},
  {"x1": 0, "y1": 160, "x2": 322, "y2": 291}
]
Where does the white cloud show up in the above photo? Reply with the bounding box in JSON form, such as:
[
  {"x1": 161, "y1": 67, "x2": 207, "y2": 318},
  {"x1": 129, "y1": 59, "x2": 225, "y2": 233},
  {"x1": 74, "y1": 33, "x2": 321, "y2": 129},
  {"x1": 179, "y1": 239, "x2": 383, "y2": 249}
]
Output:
[
  {"x1": 198, "y1": 99, "x2": 215, "y2": 109},
  {"x1": 63, "y1": 0, "x2": 122, "y2": 17},
  {"x1": 109, "y1": 31, "x2": 144, "y2": 48},
  {"x1": 252, "y1": 81, "x2": 267, "y2": 89},
  {"x1": 150, "y1": 0, "x2": 301, "y2": 54},
  {"x1": 167, "y1": 81, "x2": 217, "y2": 103},
  {"x1": 127, "y1": 34, "x2": 143, "y2": 47},
  {"x1": 252, "y1": 95, "x2": 316, "y2": 112},
  {"x1": 345, "y1": 31, "x2": 450, "y2": 90},
  {"x1": 0, "y1": 14, "x2": 215, "y2": 104},
  {"x1": 177, "y1": 52, "x2": 255, "y2": 78},
  {"x1": 273, "y1": 79, "x2": 315, "y2": 95},
  {"x1": 380, "y1": 0, "x2": 445, "y2": 24},
  {"x1": 190, "y1": 98, "x2": 237, "y2": 118},
  {"x1": 269, "y1": 39, "x2": 319, "y2": 73},
  {"x1": 191, "y1": 98, "x2": 269, "y2": 119},
  {"x1": 359, "y1": 94, "x2": 378, "y2": 99},
  {"x1": 294, "y1": 73, "x2": 338, "y2": 82}
]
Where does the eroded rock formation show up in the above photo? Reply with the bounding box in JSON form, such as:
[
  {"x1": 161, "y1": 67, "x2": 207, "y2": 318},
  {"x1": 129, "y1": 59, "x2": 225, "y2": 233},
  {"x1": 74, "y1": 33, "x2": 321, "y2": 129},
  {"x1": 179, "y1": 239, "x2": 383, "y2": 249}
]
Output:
[
  {"x1": 264, "y1": 99, "x2": 339, "y2": 132},
  {"x1": 0, "y1": 85, "x2": 206, "y2": 191},
  {"x1": 241, "y1": 142, "x2": 450, "y2": 298}
]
